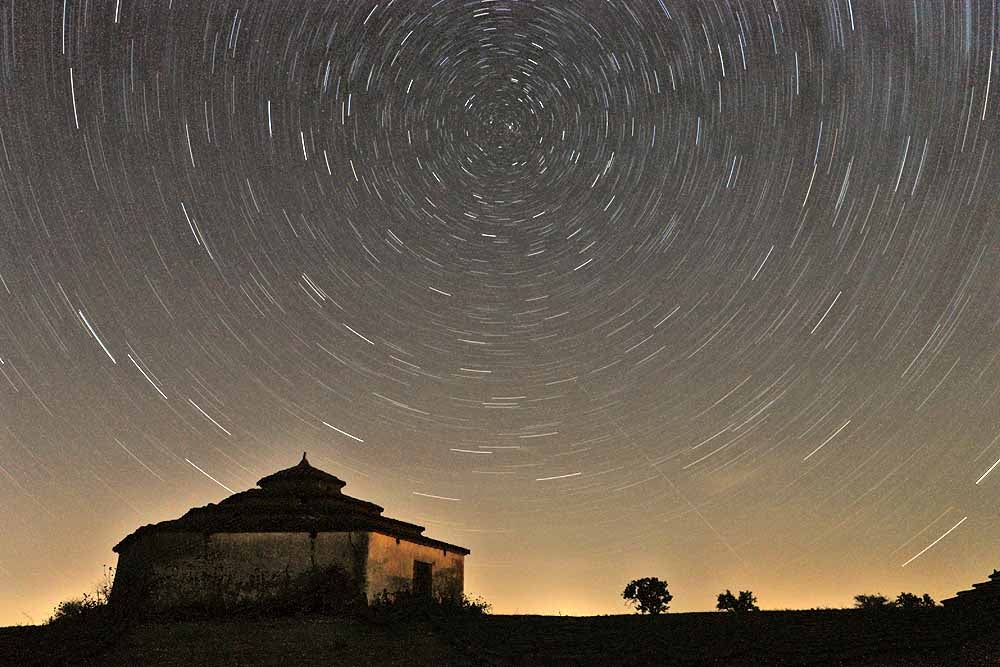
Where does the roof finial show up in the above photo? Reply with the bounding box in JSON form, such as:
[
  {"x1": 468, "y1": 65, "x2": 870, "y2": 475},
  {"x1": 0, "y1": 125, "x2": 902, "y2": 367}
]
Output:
[{"x1": 300, "y1": 452, "x2": 309, "y2": 466}]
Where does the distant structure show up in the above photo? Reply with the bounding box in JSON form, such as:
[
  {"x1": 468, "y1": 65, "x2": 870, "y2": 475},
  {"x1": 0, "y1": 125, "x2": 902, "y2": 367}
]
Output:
[
  {"x1": 110, "y1": 453, "x2": 469, "y2": 613},
  {"x1": 941, "y1": 569, "x2": 1000, "y2": 609}
]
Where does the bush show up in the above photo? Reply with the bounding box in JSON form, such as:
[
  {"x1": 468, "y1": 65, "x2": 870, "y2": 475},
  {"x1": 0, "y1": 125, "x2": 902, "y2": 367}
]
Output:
[
  {"x1": 49, "y1": 565, "x2": 115, "y2": 624},
  {"x1": 49, "y1": 593, "x2": 106, "y2": 623},
  {"x1": 623, "y1": 577, "x2": 672, "y2": 615},
  {"x1": 279, "y1": 564, "x2": 368, "y2": 616},
  {"x1": 853, "y1": 594, "x2": 895, "y2": 610},
  {"x1": 716, "y1": 589, "x2": 759, "y2": 613},
  {"x1": 455, "y1": 594, "x2": 492, "y2": 616},
  {"x1": 368, "y1": 585, "x2": 491, "y2": 622},
  {"x1": 895, "y1": 592, "x2": 936, "y2": 609}
]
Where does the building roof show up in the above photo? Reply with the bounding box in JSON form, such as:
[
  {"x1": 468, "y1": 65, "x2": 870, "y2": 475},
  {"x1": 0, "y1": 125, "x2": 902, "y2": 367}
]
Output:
[
  {"x1": 942, "y1": 569, "x2": 1000, "y2": 607},
  {"x1": 256, "y1": 453, "x2": 348, "y2": 494},
  {"x1": 114, "y1": 453, "x2": 470, "y2": 555}
]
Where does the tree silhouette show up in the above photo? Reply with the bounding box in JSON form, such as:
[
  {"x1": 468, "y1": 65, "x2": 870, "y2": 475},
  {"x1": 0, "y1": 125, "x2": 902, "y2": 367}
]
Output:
[
  {"x1": 716, "y1": 589, "x2": 759, "y2": 613},
  {"x1": 853, "y1": 594, "x2": 895, "y2": 610},
  {"x1": 895, "y1": 592, "x2": 936, "y2": 609},
  {"x1": 622, "y1": 577, "x2": 672, "y2": 614}
]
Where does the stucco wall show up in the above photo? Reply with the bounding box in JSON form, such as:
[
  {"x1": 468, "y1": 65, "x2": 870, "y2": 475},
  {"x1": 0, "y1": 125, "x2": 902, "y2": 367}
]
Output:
[
  {"x1": 365, "y1": 532, "x2": 464, "y2": 602},
  {"x1": 314, "y1": 531, "x2": 369, "y2": 576},
  {"x1": 110, "y1": 531, "x2": 205, "y2": 610},
  {"x1": 111, "y1": 531, "x2": 368, "y2": 612}
]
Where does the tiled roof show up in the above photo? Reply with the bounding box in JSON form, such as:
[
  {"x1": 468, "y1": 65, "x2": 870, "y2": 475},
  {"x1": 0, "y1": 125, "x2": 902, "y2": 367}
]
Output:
[
  {"x1": 113, "y1": 453, "x2": 470, "y2": 555},
  {"x1": 255, "y1": 452, "x2": 348, "y2": 494},
  {"x1": 941, "y1": 569, "x2": 1000, "y2": 607}
]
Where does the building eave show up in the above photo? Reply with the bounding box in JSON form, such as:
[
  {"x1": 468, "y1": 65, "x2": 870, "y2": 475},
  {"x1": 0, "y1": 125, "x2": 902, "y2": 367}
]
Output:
[
  {"x1": 368, "y1": 528, "x2": 471, "y2": 555},
  {"x1": 114, "y1": 525, "x2": 470, "y2": 556}
]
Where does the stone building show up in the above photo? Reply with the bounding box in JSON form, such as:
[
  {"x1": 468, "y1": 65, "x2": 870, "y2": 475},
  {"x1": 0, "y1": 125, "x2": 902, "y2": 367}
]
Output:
[
  {"x1": 110, "y1": 454, "x2": 469, "y2": 612},
  {"x1": 941, "y1": 568, "x2": 1000, "y2": 609}
]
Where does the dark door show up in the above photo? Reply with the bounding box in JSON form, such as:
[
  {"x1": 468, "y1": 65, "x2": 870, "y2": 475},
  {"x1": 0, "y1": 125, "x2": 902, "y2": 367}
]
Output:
[{"x1": 413, "y1": 560, "x2": 433, "y2": 598}]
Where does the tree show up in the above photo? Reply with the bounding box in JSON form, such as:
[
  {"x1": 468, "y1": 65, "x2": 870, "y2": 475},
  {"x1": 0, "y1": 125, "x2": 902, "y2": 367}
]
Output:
[
  {"x1": 853, "y1": 594, "x2": 895, "y2": 610},
  {"x1": 716, "y1": 589, "x2": 759, "y2": 613},
  {"x1": 623, "y1": 577, "x2": 673, "y2": 615},
  {"x1": 895, "y1": 592, "x2": 936, "y2": 609}
]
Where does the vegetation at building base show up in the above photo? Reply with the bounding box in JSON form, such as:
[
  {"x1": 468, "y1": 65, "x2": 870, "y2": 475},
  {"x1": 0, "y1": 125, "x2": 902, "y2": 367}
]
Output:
[
  {"x1": 47, "y1": 564, "x2": 490, "y2": 627},
  {"x1": 368, "y1": 585, "x2": 493, "y2": 623},
  {"x1": 47, "y1": 565, "x2": 116, "y2": 625}
]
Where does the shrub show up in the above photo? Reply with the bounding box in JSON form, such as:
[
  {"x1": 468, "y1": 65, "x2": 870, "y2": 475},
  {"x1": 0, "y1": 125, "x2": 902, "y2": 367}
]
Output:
[
  {"x1": 280, "y1": 564, "x2": 368, "y2": 616},
  {"x1": 623, "y1": 577, "x2": 672, "y2": 615},
  {"x1": 853, "y1": 594, "x2": 895, "y2": 610},
  {"x1": 49, "y1": 593, "x2": 105, "y2": 623},
  {"x1": 368, "y1": 586, "x2": 491, "y2": 624},
  {"x1": 716, "y1": 589, "x2": 759, "y2": 613},
  {"x1": 895, "y1": 592, "x2": 936, "y2": 609},
  {"x1": 455, "y1": 594, "x2": 492, "y2": 615},
  {"x1": 49, "y1": 565, "x2": 115, "y2": 624}
]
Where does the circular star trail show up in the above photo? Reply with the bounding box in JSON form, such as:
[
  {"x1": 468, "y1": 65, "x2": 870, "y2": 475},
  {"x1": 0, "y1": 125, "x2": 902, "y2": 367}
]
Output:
[{"x1": 1, "y1": 0, "x2": 999, "y2": 619}]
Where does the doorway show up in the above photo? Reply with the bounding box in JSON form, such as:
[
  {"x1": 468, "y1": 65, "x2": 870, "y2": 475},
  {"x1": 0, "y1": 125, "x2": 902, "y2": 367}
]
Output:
[{"x1": 413, "y1": 560, "x2": 433, "y2": 598}]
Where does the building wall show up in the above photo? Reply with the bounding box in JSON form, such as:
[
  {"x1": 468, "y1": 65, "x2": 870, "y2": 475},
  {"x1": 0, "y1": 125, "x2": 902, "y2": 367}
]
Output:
[
  {"x1": 110, "y1": 531, "x2": 205, "y2": 610},
  {"x1": 111, "y1": 531, "x2": 368, "y2": 613},
  {"x1": 365, "y1": 531, "x2": 464, "y2": 602}
]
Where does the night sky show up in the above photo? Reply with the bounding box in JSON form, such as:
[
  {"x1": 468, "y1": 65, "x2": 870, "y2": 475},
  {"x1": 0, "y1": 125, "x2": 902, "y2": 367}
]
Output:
[{"x1": 2, "y1": 0, "x2": 999, "y2": 625}]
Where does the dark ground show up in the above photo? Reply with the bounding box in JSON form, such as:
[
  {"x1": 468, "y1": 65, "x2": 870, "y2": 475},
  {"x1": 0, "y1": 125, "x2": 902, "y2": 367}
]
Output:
[{"x1": 3, "y1": 607, "x2": 1000, "y2": 666}]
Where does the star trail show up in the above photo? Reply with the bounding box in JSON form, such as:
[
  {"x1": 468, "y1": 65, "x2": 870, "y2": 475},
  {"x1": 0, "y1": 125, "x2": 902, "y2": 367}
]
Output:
[{"x1": 1, "y1": 0, "x2": 999, "y2": 622}]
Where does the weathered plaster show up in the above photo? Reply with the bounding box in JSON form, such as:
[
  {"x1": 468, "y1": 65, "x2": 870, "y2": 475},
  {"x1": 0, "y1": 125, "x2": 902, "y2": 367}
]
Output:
[
  {"x1": 111, "y1": 531, "x2": 369, "y2": 612},
  {"x1": 314, "y1": 531, "x2": 369, "y2": 579},
  {"x1": 365, "y1": 531, "x2": 464, "y2": 602}
]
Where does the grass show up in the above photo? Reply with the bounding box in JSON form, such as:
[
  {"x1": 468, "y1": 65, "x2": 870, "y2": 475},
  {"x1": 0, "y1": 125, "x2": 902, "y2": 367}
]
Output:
[{"x1": 4, "y1": 605, "x2": 1000, "y2": 665}]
